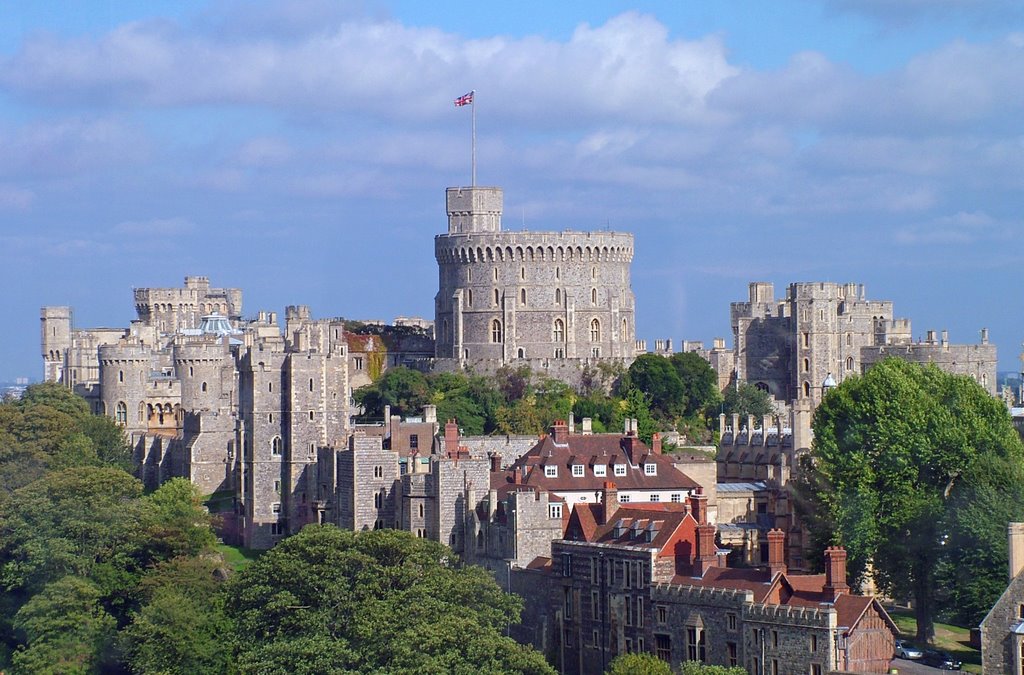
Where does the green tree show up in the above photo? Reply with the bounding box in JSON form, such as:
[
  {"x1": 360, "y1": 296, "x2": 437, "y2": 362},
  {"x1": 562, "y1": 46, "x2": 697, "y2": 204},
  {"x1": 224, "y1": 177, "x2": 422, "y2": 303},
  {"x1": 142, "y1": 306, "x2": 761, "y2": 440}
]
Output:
[
  {"x1": 797, "y1": 359, "x2": 1024, "y2": 641},
  {"x1": 623, "y1": 354, "x2": 685, "y2": 420},
  {"x1": 680, "y1": 662, "x2": 748, "y2": 675},
  {"x1": 224, "y1": 526, "x2": 554, "y2": 674},
  {"x1": 670, "y1": 351, "x2": 722, "y2": 419},
  {"x1": 11, "y1": 576, "x2": 116, "y2": 675},
  {"x1": 606, "y1": 653, "x2": 671, "y2": 674},
  {"x1": 141, "y1": 478, "x2": 218, "y2": 560},
  {"x1": 354, "y1": 367, "x2": 431, "y2": 420},
  {"x1": 120, "y1": 557, "x2": 232, "y2": 675},
  {"x1": 621, "y1": 388, "x2": 657, "y2": 444},
  {"x1": 720, "y1": 382, "x2": 774, "y2": 419}
]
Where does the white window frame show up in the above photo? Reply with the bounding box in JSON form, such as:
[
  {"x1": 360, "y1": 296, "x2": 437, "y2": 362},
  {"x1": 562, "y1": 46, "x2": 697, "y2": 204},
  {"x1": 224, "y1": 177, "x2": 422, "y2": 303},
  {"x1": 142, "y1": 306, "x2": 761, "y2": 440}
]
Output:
[
  {"x1": 572, "y1": 464, "x2": 584, "y2": 477},
  {"x1": 614, "y1": 464, "x2": 626, "y2": 477},
  {"x1": 594, "y1": 464, "x2": 607, "y2": 477},
  {"x1": 271, "y1": 502, "x2": 282, "y2": 514},
  {"x1": 644, "y1": 463, "x2": 657, "y2": 476},
  {"x1": 549, "y1": 503, "x2": 563, "y2": 519},
  {"x1": 545, "y1": 465, "x2": 558, "y2": 478}
]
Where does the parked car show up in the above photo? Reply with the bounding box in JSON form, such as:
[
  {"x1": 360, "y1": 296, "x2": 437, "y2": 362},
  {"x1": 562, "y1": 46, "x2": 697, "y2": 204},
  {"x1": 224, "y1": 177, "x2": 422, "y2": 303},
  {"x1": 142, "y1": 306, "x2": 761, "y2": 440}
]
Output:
[
  {"x1": 919, "y1": 649, "x2": 962, "y2": 670},
  {"x1": 894, "y1": 639, "x2": 923, "y2": 660}
]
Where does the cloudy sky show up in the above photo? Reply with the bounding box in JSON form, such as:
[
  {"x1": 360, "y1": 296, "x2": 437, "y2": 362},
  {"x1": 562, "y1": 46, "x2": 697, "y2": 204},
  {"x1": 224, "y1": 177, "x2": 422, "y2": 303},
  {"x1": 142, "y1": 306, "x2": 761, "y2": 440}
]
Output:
[{"x1": 1, "y1": 0, "x2": 1022, "y2": 381}]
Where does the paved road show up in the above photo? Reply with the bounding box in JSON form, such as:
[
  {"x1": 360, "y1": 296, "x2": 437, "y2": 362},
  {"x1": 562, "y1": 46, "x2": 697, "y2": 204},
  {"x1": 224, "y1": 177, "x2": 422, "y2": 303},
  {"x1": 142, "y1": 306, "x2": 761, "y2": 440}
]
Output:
[{"x1": 889, "y1": 657, "x2": 962, "y2": 673}]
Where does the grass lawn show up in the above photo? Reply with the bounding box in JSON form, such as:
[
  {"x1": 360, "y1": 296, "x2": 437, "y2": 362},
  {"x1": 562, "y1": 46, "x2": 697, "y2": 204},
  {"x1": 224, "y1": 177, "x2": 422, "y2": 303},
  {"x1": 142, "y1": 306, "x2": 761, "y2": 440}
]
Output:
[
  {"x1": 216, "y1": 542, "x2": 262, "y2": 571},
  {"x1": 887, "y1": 606, "x2": 981, "y2": 673}
]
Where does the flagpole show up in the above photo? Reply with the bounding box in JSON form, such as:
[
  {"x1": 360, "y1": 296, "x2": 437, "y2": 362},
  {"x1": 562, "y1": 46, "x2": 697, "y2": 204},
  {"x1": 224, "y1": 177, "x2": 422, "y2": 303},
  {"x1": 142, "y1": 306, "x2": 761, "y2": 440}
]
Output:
[{"x1": 471, "y1": 90, "x2": 477, "y2": 187}]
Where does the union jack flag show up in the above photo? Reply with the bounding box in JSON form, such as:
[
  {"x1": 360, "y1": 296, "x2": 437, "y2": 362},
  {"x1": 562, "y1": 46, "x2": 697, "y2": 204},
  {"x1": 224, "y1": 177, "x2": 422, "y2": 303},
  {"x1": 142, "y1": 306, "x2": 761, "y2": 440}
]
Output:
[{"x1": 454, "y1": 91, "x2": 474, "y2": 107}]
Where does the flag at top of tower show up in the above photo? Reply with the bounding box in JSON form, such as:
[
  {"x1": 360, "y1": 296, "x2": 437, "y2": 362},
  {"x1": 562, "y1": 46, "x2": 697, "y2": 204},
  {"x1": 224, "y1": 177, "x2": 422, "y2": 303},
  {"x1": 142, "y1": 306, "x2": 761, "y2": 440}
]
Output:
[{"x1": 454, "y1": 91, "x2": 474, "y2": 107}]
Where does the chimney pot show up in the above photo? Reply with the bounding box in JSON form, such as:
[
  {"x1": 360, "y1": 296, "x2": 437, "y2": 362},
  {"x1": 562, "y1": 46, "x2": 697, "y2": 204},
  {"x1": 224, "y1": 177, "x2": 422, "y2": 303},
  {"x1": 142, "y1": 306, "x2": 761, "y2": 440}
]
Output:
[
  {"x1": 652, "y1": 432, "x2": 662, "y2": 454},
  {"x1": 1009, "y1": 523, "x2": 1024, "y2": 580},
  {"x1": 767, "y1": 528, "x2": 786, "y2": 577},
  {"x1": 823, "y1": 546, "x2": 850, "y2": 601},
  {"x1": 552, "y1": 420, "x2": 569, "y2": 444}
]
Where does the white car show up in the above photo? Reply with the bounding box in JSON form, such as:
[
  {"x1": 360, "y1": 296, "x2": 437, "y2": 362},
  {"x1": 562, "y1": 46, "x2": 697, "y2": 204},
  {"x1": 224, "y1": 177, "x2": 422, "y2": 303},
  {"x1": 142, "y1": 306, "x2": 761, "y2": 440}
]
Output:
[{"x1": 895, "y1": 639, "x2": 923, "y2": 660}]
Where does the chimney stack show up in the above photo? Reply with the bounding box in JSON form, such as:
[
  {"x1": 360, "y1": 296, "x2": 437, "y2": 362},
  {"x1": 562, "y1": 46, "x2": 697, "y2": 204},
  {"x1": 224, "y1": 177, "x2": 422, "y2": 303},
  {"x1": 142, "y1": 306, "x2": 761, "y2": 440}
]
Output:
[
  {"x1": 582, "y1": 417, "x2": 593, "y2": 435},
  {"x1": 601, "y1": 481, "x2": 620, "y2": 524},
  {"x1": 423, "y1": 404, "x2": 437, "y2": 424},
  {"x1": 488, "y1": 452, "x2": 501, "y2": 472},
  {"x1": 445, "y1": 419, "x2": 459, "y2": 457},
  {"x1": 694, "y1": 523, "x2": 717, "y2": 577},
  {"x1": 767, "y1": 528, "x2": 786, "y2": 577},
  {"x1": 552, "y1": 420, "x2": 569, "y2": 445},
  {"x1": 651, "y1": 432, "x2": 662, "y2": 454},
  {"x1": 823, "y1": 547, "x2": 850, "y2": 601},
  {"x1": 689, "y1": 487, "x2": 708, "y2": 525},
  {"x1": 1009, "y1": 523, "x2": 1024, "y2": 580}
]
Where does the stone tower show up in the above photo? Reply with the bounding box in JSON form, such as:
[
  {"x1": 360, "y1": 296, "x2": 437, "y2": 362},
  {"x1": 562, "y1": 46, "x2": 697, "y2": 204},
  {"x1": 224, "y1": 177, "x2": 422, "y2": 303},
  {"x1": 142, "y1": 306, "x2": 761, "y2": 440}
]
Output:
[
  {"x1": 41, "y1": 306, "x2": 72, "y2": 383},
  {"x1": 434, "y1": 185, "x2": 637, "y2": 372}
]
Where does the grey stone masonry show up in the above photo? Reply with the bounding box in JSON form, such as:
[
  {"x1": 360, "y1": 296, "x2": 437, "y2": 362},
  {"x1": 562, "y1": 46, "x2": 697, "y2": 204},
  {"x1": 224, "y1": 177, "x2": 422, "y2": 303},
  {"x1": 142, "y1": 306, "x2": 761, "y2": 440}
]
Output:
[
  {"x1": 434, "y1": 186, "x2": 637, "y2": 370},
  {"x1": 335, "y1": 435, "x2": 399, "y2": 532}
]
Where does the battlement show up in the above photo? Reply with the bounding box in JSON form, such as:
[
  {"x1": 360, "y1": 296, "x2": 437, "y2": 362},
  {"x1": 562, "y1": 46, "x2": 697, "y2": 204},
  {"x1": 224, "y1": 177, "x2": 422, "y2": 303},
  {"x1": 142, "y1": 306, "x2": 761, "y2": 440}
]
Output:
[
  {"x1": 99, "y1": 344, "x2": 154, "y2": 362},
  {"x1": 743, "y1": 602, "x2": 836, "y2": 628},
  {"x1": 435, "y1": 230, "x2": 634, "y2": 264},
  {"x1": 651, "y1": 582, "x2": 754, "y2": 606},
  {"x1": 446, "y1": 186, "x2": 503, "y2": 234}
]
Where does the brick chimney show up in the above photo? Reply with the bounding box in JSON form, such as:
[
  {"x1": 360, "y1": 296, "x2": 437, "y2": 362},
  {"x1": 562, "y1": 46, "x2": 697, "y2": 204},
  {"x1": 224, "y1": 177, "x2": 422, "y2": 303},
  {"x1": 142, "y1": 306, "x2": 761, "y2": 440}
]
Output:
[
  {"x1": 694, "y1": 523, "x2": 717, "y2": 577},
  {"x1": 1009, "y1": 522, "x2": 1024, "y2": 580},
  {"x1": 767, "y1": 528, "x2": 786, "y2": 577},
  {"x1": 488, "y1": 452, "x2": 501, "y2": 472},
  {"x1": 445, "y1": 419, "x2": 459, "y2": 457},
  {"x1": 511, "y1": 465, "x2": 522, "y2": 484},
  {"x1": 823, "y1": 547, "x2": 850, "y2": 601},
  {"x1": 651, "y1": 432, "x2": 662, "y2": 454},
  {"x1": 601, "y1": 481, "x2": 619, "y2": 524},
  {"x1": 689, "y1": 487, "x2": 708, "y2": 525},
  {"x1": 552, "y1": 420, "x2": 569, "y2": 445}
]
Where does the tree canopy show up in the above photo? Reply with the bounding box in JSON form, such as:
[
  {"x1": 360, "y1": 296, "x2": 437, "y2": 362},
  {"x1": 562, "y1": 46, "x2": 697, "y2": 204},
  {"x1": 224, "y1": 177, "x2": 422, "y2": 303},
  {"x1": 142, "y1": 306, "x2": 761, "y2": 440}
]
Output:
[
  {"x1": 795, "y1": 358, "x2": 1024, "y2": 641},
  {"x1": 224, "y1": 525, "x2": 554, "y2": 674}
]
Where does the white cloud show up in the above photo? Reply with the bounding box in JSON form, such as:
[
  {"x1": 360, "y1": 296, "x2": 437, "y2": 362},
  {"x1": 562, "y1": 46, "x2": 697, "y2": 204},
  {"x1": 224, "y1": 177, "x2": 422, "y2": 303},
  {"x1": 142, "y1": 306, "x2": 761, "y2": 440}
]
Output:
[
  {"x1": 0, "y1": 185, "x2": 34, "y2": 210},
  {"x1": 894, "y1": 211, "x2": 1016, "y2": 244}
]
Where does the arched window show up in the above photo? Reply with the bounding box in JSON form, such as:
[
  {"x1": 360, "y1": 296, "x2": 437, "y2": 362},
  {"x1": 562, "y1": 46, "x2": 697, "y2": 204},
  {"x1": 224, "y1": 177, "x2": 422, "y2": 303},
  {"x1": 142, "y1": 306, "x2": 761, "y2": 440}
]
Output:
[
  {"x1": 520, "y1": 288, "x2": 527, "y2": 305},
  {"x1": 493, "y1": 288, "x2": 499, "y2": 306},
  {"x1": 846, "y1": 357, "x2": 854, "y2": 371},
  {"x1": 592, "y1": 266, "x2": 597, "y2": 280},
  {"x1": 466, "y1": 289, "x2": 472, "y2": 307},
  {"x1": 802, "y1": 358, "x2": 809, "y2": 373},
  {"x1": 621, "y1": 318, "x2": 628, "y2": 341},
  {"x1": 271, "y1": 437, "x2": 283, "y2": 456},
  {"x1": 138, "y1": 402, "x2": 145, "y2": 422},
  {"x1": 521, "y1": 267, "x2": 525, "y2": 280},
  {"x1": 554, "y1": 319, "x2": 565, "y2": 342},
  {"x1": 592, "y1": 288, "x2": 598, "y2": 304},
  {"x1": 555, "y1": 288, "x2": 561, "y2": 305},
  {"x1": 201, "y1": 381, "x2": 208, "y2": 392},
  {"x1": 491, "y1": 319, "x2": 503, "y2": 343},
  {"x1": 590, "y1": 319, "x2": 601, "y2": 342},
  {"x1": 517, "y1": 348, "x2": 525, "y2": 359},
  {"x1": 846, "y1": 333, "x2": 852, "y2": 346},
  {"x1": 556, "y1": 267, "x2": 560, "y2": 280},
  {"x1": 802, "y1": 381, "x2": 811, "y2": 398},
  {"x1": 115, "y1": 401, "x2": 127, "y2": 425},
  {"x1": 493, "y1": 267, "x2": 498, "y2": 281}
]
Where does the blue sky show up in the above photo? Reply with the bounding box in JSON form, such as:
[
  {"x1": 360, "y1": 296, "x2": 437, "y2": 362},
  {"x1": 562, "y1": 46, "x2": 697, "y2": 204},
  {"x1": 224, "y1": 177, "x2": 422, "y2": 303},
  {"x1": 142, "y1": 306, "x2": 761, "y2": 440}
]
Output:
[{"x1": 1, "y1": 0, "x2": 1022, "y2": 381}]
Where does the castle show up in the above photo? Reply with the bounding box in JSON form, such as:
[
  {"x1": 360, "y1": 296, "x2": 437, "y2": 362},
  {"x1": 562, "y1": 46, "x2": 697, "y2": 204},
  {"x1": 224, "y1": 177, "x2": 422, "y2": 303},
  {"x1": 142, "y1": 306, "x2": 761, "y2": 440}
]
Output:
[{"x1": 433, "y1": 186, "x2": 637, "y2": 380}]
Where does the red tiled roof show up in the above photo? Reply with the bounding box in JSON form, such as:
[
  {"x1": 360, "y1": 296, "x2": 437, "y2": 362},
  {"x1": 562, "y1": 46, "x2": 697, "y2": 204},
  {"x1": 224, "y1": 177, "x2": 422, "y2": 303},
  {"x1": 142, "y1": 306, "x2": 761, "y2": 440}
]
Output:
[
  {"x1": 587, "y1": 504, "x2": 696, "y2": 558},
  {"x1": 496, "y1": 433, "x2": 701, "y2": 494}
]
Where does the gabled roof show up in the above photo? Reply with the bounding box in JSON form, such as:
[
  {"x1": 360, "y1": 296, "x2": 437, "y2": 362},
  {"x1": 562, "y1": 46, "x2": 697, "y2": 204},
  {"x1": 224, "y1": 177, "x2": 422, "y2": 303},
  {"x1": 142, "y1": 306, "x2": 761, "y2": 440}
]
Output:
[
  {"x1": 496, "y1": 432, "x2": 700, "y2": 493},
  {"x1": 571, "y1": 504, "x2": 696, "y2": 557}
]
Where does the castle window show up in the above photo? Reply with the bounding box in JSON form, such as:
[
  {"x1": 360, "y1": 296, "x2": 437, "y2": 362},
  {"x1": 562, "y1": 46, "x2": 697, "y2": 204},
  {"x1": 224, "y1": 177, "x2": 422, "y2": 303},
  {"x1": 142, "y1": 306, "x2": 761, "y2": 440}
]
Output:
[
  {"x1": 202, "y1": 381, "x2": 208, "y2": 392},
  {"x1": 591, "y1": 288, "x2": 598, "y2": 304},
  {"x1": 271, "y1": 437, "x2": 282, "y2": 456},
  {"x1": 517, "y1": 348, "x2": 524, "y2": 358},
  {"x1": 554, "y1": 348, "x2": 565, "y2": 358},
  {"x1": 308, "y1": 410, "x2": 314, "y2": 421},
  {"x1": 309, "y1": 378, "x2": 314, "y2": 392},
  {"x1": 544, "y1": 465, "x2": 557, "y2": 478},
  {"x1": 493, "y1": 288, "x2": 499, "y2": 306},
  {"x1": 556, "y1": 267, "x2": 560, "y2": 279},
  {"x1": 802, "y1": 332, "x2": 809, "y2": 348},
  {"x1": 727, "y1": 612, "x2": 737, "y2": 631},
  {"x1": 466, "y1": 289, "x2": 472, "y2": 307},
  {"x1": 592, "y1": 266, "x2": 596, "y2": 280},
  {"x1": 554, "y1": 319, "x2": 565, "y2": 342},
  {"x1": 274, "y1": 480, "x2": 281, "y2": 493},
  {"x1": 656, "y1": 633, "x2": 670, "y2": 660},
  {"x1": 810, "y1": 634, "x2": 818, "y2": 652},
  {"x1": 268, "y1": 413, "x2": 273, "y2": 423},
  {"x1": 271, "y1": 502, "x2": 281, "y2": 514},
  {"x1": 593, "y1": 464, "x2": 606, "y2": 477},
  {"x1": 521, "y1": 267, "x2": 525, "y2": 280},
  {"x1": 491, "y1": 319, "x2": 503, "y2": 343},
  {"x1": 644, "y1": 463, "x2": 657, "y2": 476},
  {"x1": 590, "y1": 319, "x2": 601, "y2": 342},
  {"x1": 846, "y1": 333, "x2": 852, "y2": 346},
  {"x1": 115, "y1": 401, "x2": 127, "y2": 425},
  {"x1": 622, "y1": 318, "x2": 628, "y2": 340},
  {"x1": 118, "y1": 370, "x2": 124, "y2": 383},
  {"x1": 374, "y1": 493, "x2": 382, "y2": 509},
  {"x1": 592, "y1": 347, "x2": 601, "y2": 358},
  {"x1": 268, "y1": 382, "x2": 273, "y2": 392},
  {"x1": 555, "y1": 288, "x2": 561, "y2": 305},
  {"x1": 418, "y1": 503, "x2": 424, "y2": 518},
  {"x1": 614, "y1": 464, "x2": 626, "y2": 477},
  {"x1": 846, "y1": 356, "x2": 854, "y2": 371},
  {"x1": 373, "y1": 465, "x2": 383, "y2": 478},
  {"x1": 189, "y1": 366, "x2": 194, "y2": 377},
  {"x1": 410, "y1": 434, "x2": 418, "y2": 449},
  {"x1": 802, "y1": 358, "x2": 809, "y2": 373},
  {"x1": 572, "y1": 464, "x2": 584, "y2": 477},
  {"x1": 803, "y1": 381, "x2": 811, "y2": 397},
  {"x1": 520, "y1": 288, "x2": 526, "y2": 305},
  {"x1": 493, "y1": 267, "x2": 498, "y2": 281},
  {"x1": 548, "y1": 503, "x2": 562, "y2": 519},
  {"x1": 270, "y1": 523, "x2": 283, "y2": 536},
  {"x1": 354, "y1": 357, "x2": 363, "y2": 370}
]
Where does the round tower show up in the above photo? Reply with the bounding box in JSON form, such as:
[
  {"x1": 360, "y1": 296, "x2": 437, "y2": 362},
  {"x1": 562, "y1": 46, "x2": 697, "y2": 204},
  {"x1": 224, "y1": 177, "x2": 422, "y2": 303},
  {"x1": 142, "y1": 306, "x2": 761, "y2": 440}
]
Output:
[
  {"x1": 174, "y1": 340, "x2": 229, "y2": 412},
  {"x1": 434, "y1": 186, "x2": 637, "y2": 366},
  {"x1": 40, "y1": 306, "x2": 72, "y2": 383},
  {"x1": 98, "y1": 344, "x2": 153, "y2": 436}
]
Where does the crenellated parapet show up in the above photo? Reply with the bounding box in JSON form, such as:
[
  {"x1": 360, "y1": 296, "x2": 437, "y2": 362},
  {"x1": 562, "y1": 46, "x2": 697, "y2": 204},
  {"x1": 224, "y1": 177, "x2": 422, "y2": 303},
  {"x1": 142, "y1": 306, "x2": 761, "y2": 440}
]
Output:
[
  {"x1": 651, "y1": 582, "x2": 754, "y2": 607},
  {"x1": 743, "y1": 601, "x2": 837, "y2": 629}
]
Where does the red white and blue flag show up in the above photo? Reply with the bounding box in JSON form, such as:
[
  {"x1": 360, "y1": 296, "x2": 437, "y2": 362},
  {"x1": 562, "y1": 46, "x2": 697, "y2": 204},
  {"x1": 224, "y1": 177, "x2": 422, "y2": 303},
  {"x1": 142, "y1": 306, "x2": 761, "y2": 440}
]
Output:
[{"x1": 454, "y1": 91, "x2": 474, "y2": 107}]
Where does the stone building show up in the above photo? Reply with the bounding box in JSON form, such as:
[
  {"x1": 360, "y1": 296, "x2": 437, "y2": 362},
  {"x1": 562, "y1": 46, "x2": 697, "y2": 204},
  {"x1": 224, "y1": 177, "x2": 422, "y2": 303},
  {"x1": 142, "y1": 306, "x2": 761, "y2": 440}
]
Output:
[
  {"x1": 980, "y1": 522, "x2": 1024, "y2": 674},
  {"x1": 433, "y1": 186, "x2": 637, "y2": 379},
  {"x1": 730, "y1": 281, "x2": 997, "y2": 406}
]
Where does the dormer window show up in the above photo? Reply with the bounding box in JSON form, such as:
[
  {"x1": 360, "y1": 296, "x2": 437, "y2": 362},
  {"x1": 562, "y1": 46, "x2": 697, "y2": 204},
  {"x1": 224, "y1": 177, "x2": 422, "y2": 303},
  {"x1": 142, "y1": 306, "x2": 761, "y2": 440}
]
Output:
[
  {"x1": 594, "y1": 464, "x2": 607, "y2": 477},
  {"x1": 545, "y1": 465, "x2": 558, "y2": 478},
  {"x1": 644, "y1": 463, "x2": 657, "y2": 476},
  {"x1": 572, "y1": 464, "x2": 584, "y2": 477},
  {"x1": 614, "y1": 464, "x2": 626, "y2": 477}
]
